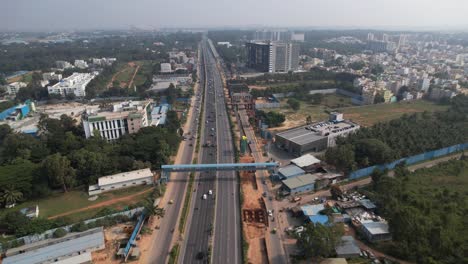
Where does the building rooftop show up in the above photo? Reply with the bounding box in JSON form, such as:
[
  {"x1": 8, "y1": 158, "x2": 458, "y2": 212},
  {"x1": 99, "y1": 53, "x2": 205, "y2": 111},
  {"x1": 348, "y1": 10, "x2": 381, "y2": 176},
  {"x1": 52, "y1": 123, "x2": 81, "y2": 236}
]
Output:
[
  {"x1": 359, "y1": 199, "x2": 377, "y2": 210},
  {"x1": 97, "y1": 168, "x2": 153, "y2": 186},
  {"x1": 278, "y1": 164, "x2": 305, "y2": 179},
  {"x1": 301, "y1": 204, "x2": 325, "y2": 216},
  {"x1": 282, "y1": 173, "x2": 318, "y2": 190},
  {"x1": 362, "y1": 221, "x2": 390, "y2": 235},
  {"x1": 335, "y1": 236, "x2": 361, "y2": 257},
  {"x1": 276, "y1": 121, "x2": 359, "y2": 146},
  {"x1": 290, "y1": 154, "x2": 321, "y2": 168},
  {"x1": 309, "y1": 214, "x2": 329, "y2": 225},
  {"x1": 3, "y1": 227, "x2": 104, "y2": 264}
]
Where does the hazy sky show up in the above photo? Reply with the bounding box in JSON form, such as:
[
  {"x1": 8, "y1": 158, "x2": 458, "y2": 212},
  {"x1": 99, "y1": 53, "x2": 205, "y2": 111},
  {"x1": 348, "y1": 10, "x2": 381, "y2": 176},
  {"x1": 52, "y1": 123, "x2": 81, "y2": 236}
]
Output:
[{"x1": 2, "y1": 0, "x2": 468, "y2": 31}]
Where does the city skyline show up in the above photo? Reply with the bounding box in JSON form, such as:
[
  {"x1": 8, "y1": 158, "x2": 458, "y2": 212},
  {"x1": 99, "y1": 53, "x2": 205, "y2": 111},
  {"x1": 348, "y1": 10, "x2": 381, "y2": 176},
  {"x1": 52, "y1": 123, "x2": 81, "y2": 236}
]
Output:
[{"x1": 2, "y1": 0, "x2": 468, "y2": 31}]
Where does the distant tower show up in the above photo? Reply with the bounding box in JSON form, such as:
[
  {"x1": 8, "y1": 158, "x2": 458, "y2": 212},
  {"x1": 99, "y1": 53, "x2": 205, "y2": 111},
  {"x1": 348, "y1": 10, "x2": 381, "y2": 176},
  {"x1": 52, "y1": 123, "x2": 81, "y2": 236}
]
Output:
[
  {"x1": 382, "y1": 34, "x2": 389, "y2": 42},
  {"x1": 367, "y1": 33, "x2": 374, "y2": 41},
  {"x1": 398, "y1": 34, "x2": 407, "y2": 48}
]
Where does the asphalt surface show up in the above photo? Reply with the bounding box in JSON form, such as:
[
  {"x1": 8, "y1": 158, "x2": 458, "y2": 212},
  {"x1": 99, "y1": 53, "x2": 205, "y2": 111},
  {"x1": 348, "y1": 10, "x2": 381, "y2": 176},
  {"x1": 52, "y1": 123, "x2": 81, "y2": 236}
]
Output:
[
  {"x1": 180, "y1": 39, "x2": 240, "y2": 264},
  {"x1": 144, "y1": 45, "x2": 202, "y2": 264}
]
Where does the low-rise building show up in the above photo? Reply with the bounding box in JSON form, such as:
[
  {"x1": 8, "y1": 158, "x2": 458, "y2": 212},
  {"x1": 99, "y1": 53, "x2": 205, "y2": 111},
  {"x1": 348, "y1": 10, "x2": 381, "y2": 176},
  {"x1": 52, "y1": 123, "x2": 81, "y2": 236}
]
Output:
[
  {"x1": 281, "y1": 173, "x2": 318, "y2": 195},
  {"x1": 290, "y1": 154, "x2": 321, "y2": 170},
  {"x1": 275, "y1": 113, "x2": 359, "y2": 156},
  {"x1": 335, "y1": 236, "x2": 361, "y2": 258},
  {"x1": 88, "y1": 168, "x2": 153, "y2": 196},
  {"x1": 361, "y1": 221, "x2": 392, "y2": 242},
  {"x1": 42, "y1": 72, "x2": 62, "y2": 81},
  {"x1": 277, "y1": 164, "x2": 305, "y2": 180},
  {"x1": 82, "y1": 100, "x2": 151, "y2": 140},
  {"x1": 74, "y1": 60, "x2": 88, "y2": 69},
  {"x1": 6, "y1": 82, "x2": 27, "y2": 96},
  {"x1": 56, "y1": 60, "x2": 73, "y2": 69},
  {"x1": 254, "y1": 97, "x2": 280, "y2": 109},
  {"x1": 151, "y1": 104, "x2": 169, "y2": 126},
  {"x1": 48, "y1": 72, "x2": 98, "y2": 97},
  {"x1": 160, "y1": 63, "x2": 173, "y2": 73},
  {"x1": 3, "y1": 227, "x2": 105, "y2": 264}
]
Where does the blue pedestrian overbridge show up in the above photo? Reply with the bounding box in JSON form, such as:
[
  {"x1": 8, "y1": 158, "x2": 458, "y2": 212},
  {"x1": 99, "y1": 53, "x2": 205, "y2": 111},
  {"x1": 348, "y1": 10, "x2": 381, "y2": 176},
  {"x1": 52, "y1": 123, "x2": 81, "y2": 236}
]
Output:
[{"x1": 160, "y1": 162, "x2": 279, "y2": 181}]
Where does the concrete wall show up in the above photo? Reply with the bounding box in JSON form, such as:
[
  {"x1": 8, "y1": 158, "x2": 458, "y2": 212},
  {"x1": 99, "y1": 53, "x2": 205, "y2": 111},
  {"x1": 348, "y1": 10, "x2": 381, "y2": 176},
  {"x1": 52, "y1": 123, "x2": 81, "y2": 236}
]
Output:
[
  {"x1": 99, "y1": 177, "x2": 152, "y2": 192},
  {"x1": 287, "y1": 183, "x2": 315, "y2": 195}
]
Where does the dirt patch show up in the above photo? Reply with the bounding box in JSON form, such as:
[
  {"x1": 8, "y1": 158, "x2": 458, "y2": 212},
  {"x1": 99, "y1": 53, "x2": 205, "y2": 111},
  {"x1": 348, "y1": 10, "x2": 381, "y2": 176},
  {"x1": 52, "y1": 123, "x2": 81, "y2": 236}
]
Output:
[
  {"x1": 240, "y1": 155, "x2": 270, "y2": 263},
  {"x1": 92, "y1": 224, "x2": 137, "y2": 264},
  {"x1": 249, "y1": 85, "x2": 268, "y2": 90},
  {"x1": 246, "y1": 238, "x2": 269, "y2": 264}
]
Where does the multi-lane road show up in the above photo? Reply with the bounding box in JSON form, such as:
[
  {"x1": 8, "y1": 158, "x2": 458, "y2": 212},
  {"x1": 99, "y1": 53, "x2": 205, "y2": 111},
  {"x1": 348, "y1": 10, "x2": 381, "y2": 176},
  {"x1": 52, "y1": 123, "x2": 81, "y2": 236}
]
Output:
[
  {"x1": 179, "y1": 38, "x2": 241, "y2": 264},
  {"x1": 144, "y1": 44, "x2": 204, "y2": 264}
]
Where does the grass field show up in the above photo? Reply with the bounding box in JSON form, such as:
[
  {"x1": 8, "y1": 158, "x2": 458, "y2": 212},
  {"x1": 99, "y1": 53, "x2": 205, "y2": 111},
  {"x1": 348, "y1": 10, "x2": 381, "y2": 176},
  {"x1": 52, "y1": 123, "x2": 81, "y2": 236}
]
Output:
[
  {"x1": 110, "y1": 60, "x2": 153, "y2": 89},
  {"x1": 7, "y1": 72, "x2": 33, "y2": 84},
  {"x1": 266, "y1": 96, "x2": 449, "y2": 130},
  {"x1": 267, "y1": 79, "x2": 334, "y2": 88},
  {"x1": 0, "y1": 186, "x2": 152, "y2": 222},
  {"x1": 265, "y1": 94, "x2": 354, "y2": 130},
  {"x1": 338, "y1": 100, "x2": 450, "y2": 127}
]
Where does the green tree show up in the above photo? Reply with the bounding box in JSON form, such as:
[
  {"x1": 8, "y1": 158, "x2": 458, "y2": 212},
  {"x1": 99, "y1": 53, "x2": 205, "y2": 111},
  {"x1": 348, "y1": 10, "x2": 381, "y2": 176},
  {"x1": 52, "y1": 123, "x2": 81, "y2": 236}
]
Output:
[
  {"x1": 296, "y1": 222, "x2": 344, "y2": 258},
  {"x1": 42, "y1": 154, "x2": 76, "y2": 192},
  {"x1": 144, "y1": 199, "x2": 165, "y2": 218},
  {"x1": 0, "y1": 186, "x2": 23, "y2": 207},
  {"x1": 325, "y1": 144, "x2": 355, "y2": 173},
  {"x1": 354, "y1": 138, "x2": 394, "y2": 166},
  {"x1": 306, "y1": 115, "x2": 312, "y2": 125},
  {"x1": 287, "y1": 98, "x2": 301, "y2": 111},
  {"x1": 330, "y1": 184, "x2": 343, "y2": 199},
  {"x1": 53, "y1": 228, "x2": 68, "y2": 238}
]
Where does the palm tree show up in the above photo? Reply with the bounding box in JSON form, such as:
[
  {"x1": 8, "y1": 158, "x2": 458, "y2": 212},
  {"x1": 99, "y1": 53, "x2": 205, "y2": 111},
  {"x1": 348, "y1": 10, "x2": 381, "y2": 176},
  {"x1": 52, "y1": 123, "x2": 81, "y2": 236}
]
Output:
[
  {"x1": 144, "y1": 198, "x2": 165, "y2": 218},
  {"x1": 1, "y1": 187, "x2": 23, "y2": 207}
]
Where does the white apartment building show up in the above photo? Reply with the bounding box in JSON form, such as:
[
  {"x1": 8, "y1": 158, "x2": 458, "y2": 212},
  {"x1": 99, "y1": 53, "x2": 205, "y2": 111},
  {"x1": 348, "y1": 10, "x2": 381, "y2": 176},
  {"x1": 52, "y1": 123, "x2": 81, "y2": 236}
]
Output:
[
  {"x1": 82, "y1": 100, "x2": 151, "y2": 140},
  {"x1": 42, "y1": 72, "x2": 62, "y2": 81},
  {"x1": 48, "y1": 72, "x2": 98, "y2": 97},
  {"x1": 6, "y1": 82, "x2": 27, "y2": 96},
  {"x1": 74, "y1": 60, "x2": 88, "y2": 69},
  {"x1": 88, "y1": 168, "x2": 153, "y2": 195}
]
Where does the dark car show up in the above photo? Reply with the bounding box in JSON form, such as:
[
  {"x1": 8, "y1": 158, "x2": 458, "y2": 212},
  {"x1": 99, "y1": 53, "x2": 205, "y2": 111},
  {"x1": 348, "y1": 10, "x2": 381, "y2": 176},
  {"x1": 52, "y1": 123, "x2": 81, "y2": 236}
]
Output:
[{"x1": 196, "y1": 251, "x2": 206, "y2": 260}]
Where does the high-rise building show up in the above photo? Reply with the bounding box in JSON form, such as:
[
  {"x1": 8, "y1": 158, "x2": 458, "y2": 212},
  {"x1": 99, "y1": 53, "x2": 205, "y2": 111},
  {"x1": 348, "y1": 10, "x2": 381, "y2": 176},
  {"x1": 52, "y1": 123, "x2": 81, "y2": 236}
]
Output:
[
  {"x1": 246, "y1": 42, "x2": 299, "y2": 73},
  {"x1": 253, "y1": 30, "x2": 291, "y2": 42},
  {"x1": 382, "y1": 34, "x2": 389, "y2": 42},
  {"x1": 367, "y1": 33, "x2": 375, "y2": 41},
  {"x1": 246, "y1": 42, "x2": 271, "y2": 72}
]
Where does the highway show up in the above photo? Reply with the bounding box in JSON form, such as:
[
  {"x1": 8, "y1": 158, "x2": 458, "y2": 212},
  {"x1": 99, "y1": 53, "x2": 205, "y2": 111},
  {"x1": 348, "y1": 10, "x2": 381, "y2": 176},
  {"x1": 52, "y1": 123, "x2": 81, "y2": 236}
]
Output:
[
  {"x1": 143, "y1": 44, "x2": 203, "y2": 264},
  {"x1": 179, "y1": 39, "x2": 241, "y2": 264}
]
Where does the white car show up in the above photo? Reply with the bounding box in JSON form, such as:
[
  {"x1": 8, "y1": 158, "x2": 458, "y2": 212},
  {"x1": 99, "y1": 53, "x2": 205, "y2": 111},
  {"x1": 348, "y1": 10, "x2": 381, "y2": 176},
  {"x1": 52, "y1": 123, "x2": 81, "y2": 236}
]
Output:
[
  {"x1": 208, "y1": 189, "x2": 213, "y2": 195},
  {"x1": 267, "y1": 210, "x2": 273, "y2": 217},
  {"x1": 202, "y1": 194, "x2": 207, "y2": 200}
]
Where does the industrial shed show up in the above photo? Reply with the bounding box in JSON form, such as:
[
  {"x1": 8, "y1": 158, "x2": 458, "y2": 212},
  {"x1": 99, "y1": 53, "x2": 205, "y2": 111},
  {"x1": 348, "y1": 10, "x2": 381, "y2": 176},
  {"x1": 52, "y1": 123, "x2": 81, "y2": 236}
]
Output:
[
  {"x1": 335, "y1": 236, "x2": 361, "y2": 258},
  {"x1": 361, "y1": 221, "x2": 392, "y2": 242},
  {"x1": 277, "y1": 164, "x2": 305, "y2": 179},
  {"x1": 4, "y1": 227, "x2": 105, "y2": 264},
  {"x1": 281, "y1": 173, "x2": 319, "y2": 195}
]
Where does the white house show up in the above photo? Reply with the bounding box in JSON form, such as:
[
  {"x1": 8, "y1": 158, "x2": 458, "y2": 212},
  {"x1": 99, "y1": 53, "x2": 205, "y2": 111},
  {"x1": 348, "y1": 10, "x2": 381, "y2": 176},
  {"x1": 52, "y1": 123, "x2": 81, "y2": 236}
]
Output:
[{"x1": 88, "y1": 168, "x2": 154, "y2": 196}]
